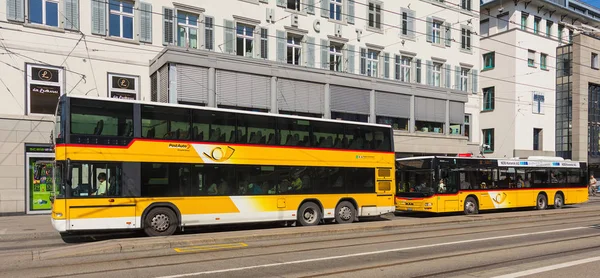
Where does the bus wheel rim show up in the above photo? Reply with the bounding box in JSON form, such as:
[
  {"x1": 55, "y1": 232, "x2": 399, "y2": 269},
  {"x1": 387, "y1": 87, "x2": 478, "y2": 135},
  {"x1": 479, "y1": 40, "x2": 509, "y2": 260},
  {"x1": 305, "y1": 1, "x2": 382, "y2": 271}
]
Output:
[
  {"x1": 151, "y1": 214, "x2": 170, "y2": 232},
  {"x1": 556, "y1": 197, "x2": 563, "y2": 207},
  {"x1": 539, "y1": 198, "x2": 546, "y2": 208},
  {"x1": 465, "y1": 201, "x2": 475, "y2": 213},
  {"x1": 339, "y1": 207, "x2": 352, "y2": 220},
  {"x1": 303, "y1": 208, "x2": 317, "y2": 224}
]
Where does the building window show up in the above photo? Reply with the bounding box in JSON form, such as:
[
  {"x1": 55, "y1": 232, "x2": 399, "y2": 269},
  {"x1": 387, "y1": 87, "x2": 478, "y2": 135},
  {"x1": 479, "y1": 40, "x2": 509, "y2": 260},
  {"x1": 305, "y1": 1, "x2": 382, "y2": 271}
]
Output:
[
  {"x1": 377, "y1": 116, "x2": 408, "y2": 131},
  {"x1": 521, "y1": 12, "x2": 528, "y2": 30},
  {"x1": 330, "y1": 43, "x2": 343, "y2": 72},
  {"x1": 432, "y1": 62, "x2": 442, "y2": 87},
  {"x1": 569, "y1": 29, "x2": 573, "y2": 43},
  {"x1": 331, "y1": 112, "x2": 368, "y2": 123},
  {"x1": 287, "y1": 33, "x2": 303, "y2": 65},
  {"x1": 26, "y1": 64, "x2": 63, "y2": 115},
  {"x1": 528, "y1": 50, "x2": 536, "y2": 67},
  {"x1": 464, "y1": 114, "x2": 471, "y2": 141},
  {"x1": 368, "y1": 1, "x2": 382, "y2": 29},
  {"x1": 533, "y1": 92, "x2": 544, "y2": 114},
  {"x1": 461, "y1": 27, "x2": 471, "y2": 51},
  {"x1": 236, "y1": 24, "x2": 254, "y2": 57},
  {"x1": 592, "y1": 53, "x2": 599, "y2": 69},
  {"x1": 460, "y1": 68, "x2": 469, "y2": 92},
  {"x1": 177, "y1": 12, "x2": 199, "y2": 49},
  {"x1": 558, "y1": 24, "x2": 564, "y2": 42},
  {"x1": 546, "y1": 21, "x2": 553, "y2": 38},
  {"x1": 483, "y1": 52, "x2": 495, "y2": 69},
  {"x1": 497, "y1": 13, "x2": 509, "y2": 32},
  {"x1": 483, "y1": 129, "x2": 495, "y2": 153},
  {"x1": 109, "y1": 0, "x2": 134, "y2": 39},
  {"x1": 260, "y1": 28, "x2": 268, "y2": 59},
  {"x1": 483, "y1": 87, "x2": 494, "y2": 111},
  {"x1": 366, "y1": 49, "x2": 379, "y2": 77},
  {"x1": 416, "y1": 121, "x2": 444, "y2": 133},
  {"x1": 330, "y1": 0, "x2": 342, "y2": 21},
  {"x1": 108, "y1": 73, "x2": 138, "y2": 100},
  {"x1": 461, "y1": 0, "x2": 471, "y2": 11},
  {"x1": 401, "y1": 56, "x2": 411, "y2": 82},
  {"x1": 205, "y1": 17, "x2": 214, "y2": 50},
  {"x1": 533, "y1": 17, "x2": 540, "y2": 34},
  {"x1": 287, "y1": 0, "x2": 301, "y2": 11},
  {"x1": 432, "y1": 20, "x2": 442, "y2": 44},
  {"x1": 29, "y1": 0, "x2": 59, "y2": 27},
  {"x1": 533, "y1": 128, "x2": 542, "y2": 151},
  {"x1": 480, "y1": 19, "x2": 489, "y2": 37},
  {"x1": 401, "y1": 12, "x2": 408, "y2": 36},
  {"x1": 540, "y1": 53, "x2": 547, "y2": 70}
]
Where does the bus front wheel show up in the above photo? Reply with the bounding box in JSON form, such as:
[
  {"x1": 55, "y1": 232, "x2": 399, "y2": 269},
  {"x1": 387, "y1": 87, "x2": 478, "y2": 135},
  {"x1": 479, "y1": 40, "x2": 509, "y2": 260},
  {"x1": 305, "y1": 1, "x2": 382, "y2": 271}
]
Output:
[
  {"x1": 464, "y1": 197, "x2": 479, "y2": 215},
  {"x1": 554, "y1": 194, "x2": 564, "y2": 209},
  {"x1": 144, "y1": 207, "x2": 178, "y2": 237},
  {"x1": 335, "y1": 201, "x2": 356, "y2": 224}
]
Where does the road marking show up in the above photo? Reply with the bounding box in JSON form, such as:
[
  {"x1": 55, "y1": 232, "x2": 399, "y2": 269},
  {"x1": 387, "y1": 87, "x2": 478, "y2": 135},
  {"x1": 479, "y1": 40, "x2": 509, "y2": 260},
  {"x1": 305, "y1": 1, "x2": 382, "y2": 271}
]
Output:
[
  {"x1": 155, "y1": 226, "x2": 592, "y2": 278},
  {"x1": 174, "y1": 242, "x2": 248, "y2": 253},
  {"x1": 491, "y1": 256, "x2": 600, "y2": 278}
]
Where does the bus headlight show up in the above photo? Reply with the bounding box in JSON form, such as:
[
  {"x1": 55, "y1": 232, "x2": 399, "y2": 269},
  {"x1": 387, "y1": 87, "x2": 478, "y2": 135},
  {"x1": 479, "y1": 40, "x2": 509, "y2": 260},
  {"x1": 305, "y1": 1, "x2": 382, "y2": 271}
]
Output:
[
  {"x1": 424, "y1": 203, "x2": 433, "y2": 207},
  {"x1": 55, "y1": 213, "x2": 63, "y2": 217}
]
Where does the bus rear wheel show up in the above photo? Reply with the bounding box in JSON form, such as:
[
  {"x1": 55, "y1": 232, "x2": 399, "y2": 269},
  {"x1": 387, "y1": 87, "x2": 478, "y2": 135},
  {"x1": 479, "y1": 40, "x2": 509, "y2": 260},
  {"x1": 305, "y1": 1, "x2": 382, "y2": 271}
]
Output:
[
  {"x1": 464, "y1": 197, "x2": 478, "y2": 215},
  {"x1": 335, "y1": 201, "x2": 356, "y2": 224},
  {"x1": 536, "y1": 194, "x2": 548, "y2": 210},
  {"x1": 297, "y1": 202, "x2": 321, "y2": 226},
  {"x1": 554, "y1": 194, "x2": 564, "y2": 209},
  {"x1": 144, "y1": 207, "x2": 178, "y2": 237}
]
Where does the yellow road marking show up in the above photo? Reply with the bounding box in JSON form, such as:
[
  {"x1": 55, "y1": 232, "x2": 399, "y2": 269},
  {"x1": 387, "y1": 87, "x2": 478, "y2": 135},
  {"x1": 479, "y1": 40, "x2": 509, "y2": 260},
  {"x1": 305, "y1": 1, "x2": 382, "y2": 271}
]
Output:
[{"x1": 174, "y1": 242, "x2": 248, "y2": 253}]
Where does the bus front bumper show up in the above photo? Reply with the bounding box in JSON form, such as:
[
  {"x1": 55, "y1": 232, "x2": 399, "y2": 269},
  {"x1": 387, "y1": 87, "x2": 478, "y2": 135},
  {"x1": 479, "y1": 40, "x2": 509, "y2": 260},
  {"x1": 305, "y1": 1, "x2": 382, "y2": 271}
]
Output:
[
  {"x1": 395, "y1": 197, "x2": 434, "y2": 212},
  {"x1": 51, "y1": 218, "x2": 67, "y2": 232}
]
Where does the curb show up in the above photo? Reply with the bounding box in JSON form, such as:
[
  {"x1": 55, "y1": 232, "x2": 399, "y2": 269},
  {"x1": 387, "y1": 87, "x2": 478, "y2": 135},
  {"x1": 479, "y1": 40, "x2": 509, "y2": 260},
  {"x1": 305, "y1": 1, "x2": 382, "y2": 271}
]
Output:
[
  {"x1": 4, "y1": 205, "x2": 599, "y2": 263},
  {"x1": 0, "y1": 232, "x2": 60, "y2": 242}
]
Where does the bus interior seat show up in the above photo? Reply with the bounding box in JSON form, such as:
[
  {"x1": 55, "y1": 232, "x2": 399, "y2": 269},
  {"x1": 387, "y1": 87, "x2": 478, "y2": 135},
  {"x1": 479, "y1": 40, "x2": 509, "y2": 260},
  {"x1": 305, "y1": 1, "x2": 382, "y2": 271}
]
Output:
[
  {"x1": 94, "y1": 120, "x2": 104, "y2": 135},
  {"x1": 285, "y1": 134, "x2": 293, "y2": 145},
  {"x1": 146, "y1": 127, "x2": 155, "y2": 138},
  {"x1": 267, "y1": 133, "x2": 275, "y2": 144}
]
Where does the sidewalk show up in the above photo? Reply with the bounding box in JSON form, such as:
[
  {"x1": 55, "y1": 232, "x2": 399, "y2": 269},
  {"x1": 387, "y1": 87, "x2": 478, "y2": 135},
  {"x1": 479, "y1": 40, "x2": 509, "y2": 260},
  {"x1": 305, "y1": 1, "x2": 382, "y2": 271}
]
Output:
[{"x1": 0, "y1": 214, "x2": 57, "y2": 241}]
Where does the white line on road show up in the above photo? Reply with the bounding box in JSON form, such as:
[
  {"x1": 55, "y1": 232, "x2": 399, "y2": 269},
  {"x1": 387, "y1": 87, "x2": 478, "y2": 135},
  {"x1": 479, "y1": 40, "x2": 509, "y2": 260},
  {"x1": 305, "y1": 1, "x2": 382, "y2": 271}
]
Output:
[
  {"x1": 155, "y1": 226, "x2": 592, "y2": 278},
  {"x1": 492, "y1": 256, "x2": 600, "y2": 278}
]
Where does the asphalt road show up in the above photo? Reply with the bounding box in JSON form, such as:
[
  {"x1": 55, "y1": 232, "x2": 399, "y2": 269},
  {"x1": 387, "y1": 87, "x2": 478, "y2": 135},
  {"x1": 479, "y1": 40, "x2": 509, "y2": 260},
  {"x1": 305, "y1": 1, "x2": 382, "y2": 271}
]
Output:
[{"x1": 1, "y1": 205, "x2": 600, "y2": 278}]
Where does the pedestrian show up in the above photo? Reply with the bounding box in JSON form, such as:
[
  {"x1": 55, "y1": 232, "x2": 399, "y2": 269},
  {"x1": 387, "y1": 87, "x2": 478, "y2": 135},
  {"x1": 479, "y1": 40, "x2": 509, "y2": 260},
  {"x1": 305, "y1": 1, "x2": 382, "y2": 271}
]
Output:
[{"x1": 589, "y1": 175, "x2": 597, "y2": 197}]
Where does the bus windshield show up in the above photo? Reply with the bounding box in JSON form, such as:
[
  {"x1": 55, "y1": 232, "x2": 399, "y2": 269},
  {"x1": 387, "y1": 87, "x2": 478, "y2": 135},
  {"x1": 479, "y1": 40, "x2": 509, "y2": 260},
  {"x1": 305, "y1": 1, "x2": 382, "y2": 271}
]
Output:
[{"x1": 396, "y1": 158, "x2": 436, "y2": 197}]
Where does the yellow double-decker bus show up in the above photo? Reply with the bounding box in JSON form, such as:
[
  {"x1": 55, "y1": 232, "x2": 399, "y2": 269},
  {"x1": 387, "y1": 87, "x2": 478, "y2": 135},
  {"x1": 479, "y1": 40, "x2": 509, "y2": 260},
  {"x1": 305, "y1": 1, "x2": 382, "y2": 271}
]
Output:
[
  {"x1": 395, "y1": 156, "x2": 588, "y2": 214},
  {"x1": 49, "y1": 95, "x2": 395, "y2": 241}
]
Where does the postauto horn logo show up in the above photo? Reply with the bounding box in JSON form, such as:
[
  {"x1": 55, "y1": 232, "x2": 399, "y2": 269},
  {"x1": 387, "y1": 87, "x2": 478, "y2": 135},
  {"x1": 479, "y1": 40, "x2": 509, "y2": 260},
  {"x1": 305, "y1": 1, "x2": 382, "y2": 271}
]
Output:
[{"x1": 203, "y1": 146, "x2": 236, "y2": 162}]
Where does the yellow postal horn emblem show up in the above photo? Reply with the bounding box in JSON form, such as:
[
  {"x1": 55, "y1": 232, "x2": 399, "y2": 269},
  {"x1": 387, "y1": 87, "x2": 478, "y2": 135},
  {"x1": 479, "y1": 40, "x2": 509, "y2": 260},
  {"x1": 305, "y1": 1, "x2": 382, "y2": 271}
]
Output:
[{"x1": 203, "y1": 146, "x2": 235, "y2": 162}]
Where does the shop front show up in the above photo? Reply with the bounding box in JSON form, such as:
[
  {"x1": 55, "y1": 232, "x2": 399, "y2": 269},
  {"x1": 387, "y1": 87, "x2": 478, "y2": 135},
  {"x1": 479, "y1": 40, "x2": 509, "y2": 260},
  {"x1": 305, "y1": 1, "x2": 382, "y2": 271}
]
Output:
[{"x1": 25, "y1": 144, "x2": 54, "y2": 214}]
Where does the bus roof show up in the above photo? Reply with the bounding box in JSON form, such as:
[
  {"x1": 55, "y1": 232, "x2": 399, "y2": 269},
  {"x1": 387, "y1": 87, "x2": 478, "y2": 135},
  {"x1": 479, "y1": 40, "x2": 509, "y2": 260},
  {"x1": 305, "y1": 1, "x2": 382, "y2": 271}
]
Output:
[
  {"x1": 395, "y1": 156, "x2": 587, "y2": 164},
  {"x1": 62, "y1": 94, "x2": 393, "y2": 129}
]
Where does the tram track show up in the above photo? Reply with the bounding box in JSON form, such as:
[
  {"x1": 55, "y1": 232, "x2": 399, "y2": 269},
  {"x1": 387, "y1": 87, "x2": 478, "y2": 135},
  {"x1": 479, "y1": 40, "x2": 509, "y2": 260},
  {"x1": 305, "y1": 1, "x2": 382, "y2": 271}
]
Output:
[{"x1": 5, "y1": 214, "x2": 600, "y2": 277}]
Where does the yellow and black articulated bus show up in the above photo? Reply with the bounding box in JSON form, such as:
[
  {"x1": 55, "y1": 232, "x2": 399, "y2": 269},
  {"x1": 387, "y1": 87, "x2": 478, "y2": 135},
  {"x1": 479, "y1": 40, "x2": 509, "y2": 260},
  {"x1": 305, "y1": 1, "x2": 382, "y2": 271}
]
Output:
[{"x1": 395, "y1": 156, "x2": 588, "y2": 214}]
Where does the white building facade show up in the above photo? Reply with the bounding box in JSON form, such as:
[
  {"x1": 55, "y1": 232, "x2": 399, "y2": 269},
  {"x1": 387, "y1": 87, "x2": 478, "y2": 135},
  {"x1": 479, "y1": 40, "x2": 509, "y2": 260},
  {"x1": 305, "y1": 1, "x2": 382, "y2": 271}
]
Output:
[
  {"x1": 0, "y1": 0, "x2": 480, "y2": 214},
  {"x1": 479, "y1": 0, "x2": 600, "y2": 158}
]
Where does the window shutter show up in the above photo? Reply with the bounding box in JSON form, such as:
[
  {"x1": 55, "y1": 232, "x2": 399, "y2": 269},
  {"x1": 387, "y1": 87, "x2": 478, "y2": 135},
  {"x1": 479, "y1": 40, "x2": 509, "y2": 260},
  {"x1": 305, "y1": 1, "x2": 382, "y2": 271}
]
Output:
[
  {"x1": 162, "y1": 8, "x2": 174, "y2": 45},
  {"x1": 416, "y1": 59, "x2": 422, "y2": 83},
  {"x1": 455, "y1": 66, "x2": 460, "y2": 90},
  {"x1": 224, "y1": 19, "x2": 235, "y2": 54},
  {"x1": 321, "y1": 0, "x2": 329, "y2": 18},
  {"x1": 426, "y1": 17, "x2": 433, "y2": 43},
  {"x1": 347, "y1": 0, "x2": 355, "y2": 24},
  {"x1": 7, "y1": 0, "x2": 24, "y2": 22},
  {"x1": 426, "y1": 60, "x2": 433, "y2": 86},
  {"x1": 408, "y1": 10, "x2": 416, "y2": 38},
  {"x1": 384, "y1": 53, "x2": 390, "y2": 79},
  {"x1": 467, "y1": 29, "x2": 472, "y2": 50},
  {"x1": 445, "y1": 64, "x2": 451, "y2": 88},
  {"x1": 205, "y1": 16, "x2": 215, "y2": 51},
  {"x1": 306, "y1": 36, "x2": 315, "y2": 68},
  {"x1": 411, "y1": 58, "x2": 417, "y2": 83},
  {"x1": 64, "y1": 0, "x2": 79, "y2": 30},
  {"x1": 471, "y1": 69, "x2": 478, "y2": 94},
  {"x1": 360, "y1": 48, "x2": 366, "y2": 75},
  {"x1": 276, "y1": 30, "x2": 286, "y2": 63},
  {"x1": 347, "y1": 45, "x2": 355, "y2": 73},
  {"x1": 276, "y1": 0, "x2": 286, "y2": 7},
  {"x1": 307, "y1": 0, "x2": 315, "y2": 15},
  {"x1": 445, "y1": 22, "x2": 452, "y2": 47},
  {"x1": 140, "y1": 2, "x2": 152, "y2": 43},
  {"x1": 91, "y1": 0, "x2": 107, "y2": 35},
  {"x1": 321, "y1": 39, "x2": 329, "y2": 69}
]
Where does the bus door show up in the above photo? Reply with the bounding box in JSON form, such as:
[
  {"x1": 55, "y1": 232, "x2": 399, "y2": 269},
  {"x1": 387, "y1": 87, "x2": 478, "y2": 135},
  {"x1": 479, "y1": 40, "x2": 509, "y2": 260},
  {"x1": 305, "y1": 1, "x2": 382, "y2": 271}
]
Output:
[
  {"x1": 67, "y1": 163, "x2": 136, "y2": 230},
  {"x1": 375, "y1": 167, "x2": 394, "y2": 213},
  {"x1": 439, "y1": 168, "x2": 460, "y2": 212}
]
